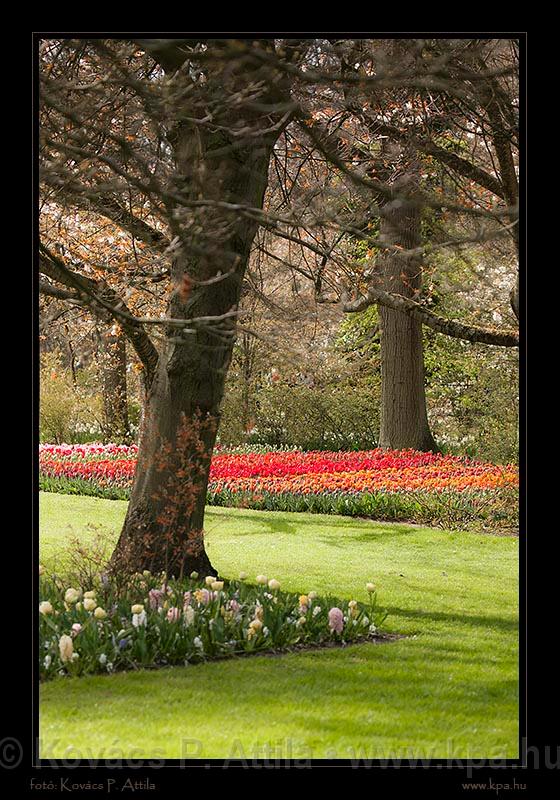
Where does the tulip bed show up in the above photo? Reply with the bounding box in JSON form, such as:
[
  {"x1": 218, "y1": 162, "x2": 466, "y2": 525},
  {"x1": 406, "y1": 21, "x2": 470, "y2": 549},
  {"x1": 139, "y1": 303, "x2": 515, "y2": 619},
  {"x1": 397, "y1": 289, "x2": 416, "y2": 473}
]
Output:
[
  {"x1": 39, "y1": 568, "x2": 386, "y2": 681},
  {"x1": 39, "y1": 444, "x2": 519, "y2": 529}
]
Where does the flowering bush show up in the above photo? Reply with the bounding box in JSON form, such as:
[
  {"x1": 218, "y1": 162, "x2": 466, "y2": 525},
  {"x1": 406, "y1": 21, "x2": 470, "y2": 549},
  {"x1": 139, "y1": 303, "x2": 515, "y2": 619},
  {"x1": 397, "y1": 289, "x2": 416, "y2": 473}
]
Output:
[
  {"x1": 39, "y1": 569, "x2": 386, "y2": 680},
  {"x1": 39, "y1": 444, "x2": 519, "y2": 528}
]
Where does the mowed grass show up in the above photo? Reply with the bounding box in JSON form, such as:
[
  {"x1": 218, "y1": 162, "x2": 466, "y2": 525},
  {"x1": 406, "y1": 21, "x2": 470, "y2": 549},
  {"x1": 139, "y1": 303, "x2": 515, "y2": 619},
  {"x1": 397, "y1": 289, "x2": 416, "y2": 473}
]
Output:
[{"x1": 39, "y1": 492, "x2": 519, "y2": 761}]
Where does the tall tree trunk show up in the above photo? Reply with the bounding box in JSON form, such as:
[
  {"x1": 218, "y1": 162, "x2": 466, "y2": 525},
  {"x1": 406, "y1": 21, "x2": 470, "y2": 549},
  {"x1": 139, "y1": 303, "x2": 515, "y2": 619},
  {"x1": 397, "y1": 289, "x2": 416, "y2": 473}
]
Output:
[
  {"x1": 240, "y1": 330, "x2": 256, "y2": 436},
  {"x1": 110, "y1": 45, "x2": 288, "y2": 577},
  {"x1": 377, "y1": 179, "x2": 438, "y2": 452},
  {"x1": 111, "y1": 218, "x2": 268, "y2": 577},
  {"x1": 101, "y1": 326, "x2": 130, "y2": 443},
  {"x1": 111, "y1": 308, "x2": 232, "y2": 578}
]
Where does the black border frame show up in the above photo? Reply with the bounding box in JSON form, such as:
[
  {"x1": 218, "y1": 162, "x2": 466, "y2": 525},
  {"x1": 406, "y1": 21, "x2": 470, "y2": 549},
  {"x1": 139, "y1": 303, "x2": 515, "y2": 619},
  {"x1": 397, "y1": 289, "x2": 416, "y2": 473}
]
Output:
[{"x1": 18, "y1": 31, "x2": 535, "y2": 791}]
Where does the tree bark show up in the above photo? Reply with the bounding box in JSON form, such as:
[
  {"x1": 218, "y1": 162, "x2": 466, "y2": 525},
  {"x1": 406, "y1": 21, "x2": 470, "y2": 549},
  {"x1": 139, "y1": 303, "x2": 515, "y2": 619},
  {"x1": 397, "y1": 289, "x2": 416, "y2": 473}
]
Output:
[
  {"x1": 110, "y1": 228, "x2": 267, "y2": 576},
  {"x1": 344, "y1": 286, "x2": 519, "y2": 347},
  {"x1": 111, "y1": 201, "x2": 272, "y2": 577},
  {"x1": 377, "y1": 183, "x2": 438, "y2": 452},
  {"x1": 100, "y1": 327, "x2": 130, "y2": 443}
]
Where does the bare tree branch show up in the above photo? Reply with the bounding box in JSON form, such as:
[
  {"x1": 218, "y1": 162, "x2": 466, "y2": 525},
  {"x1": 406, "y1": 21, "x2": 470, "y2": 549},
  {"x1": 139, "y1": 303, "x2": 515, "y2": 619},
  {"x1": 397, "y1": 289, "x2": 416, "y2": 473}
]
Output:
[
  {"x1": 39, "y1": 244, "x2": 160, "y2": 383},
  {"x1": 39, "y1": 280, "x2": 81, "y2": 302},
  {"x1": 344, "y1": 286, "x2": 519, "y2": 347},
  {"x1": 365, "y1": 121, "x2": 506, "y2": 199}
]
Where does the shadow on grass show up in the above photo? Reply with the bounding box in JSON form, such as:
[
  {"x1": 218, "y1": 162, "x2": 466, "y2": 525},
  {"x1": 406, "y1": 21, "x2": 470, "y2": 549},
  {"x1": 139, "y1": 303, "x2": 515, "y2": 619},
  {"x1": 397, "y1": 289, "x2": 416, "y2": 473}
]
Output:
[
  {"x1": 384, "y1": 605, "x2": 518, "y2": 634},
  {"x1": 206, "y1": 510, "x2": 299, "y2": 535},
  {"x1": 208, "y1": 509, "x2": 422, "y2": 540},
  {"x1": 315, "y1": 528, "x2": 421, "y2": 548}
]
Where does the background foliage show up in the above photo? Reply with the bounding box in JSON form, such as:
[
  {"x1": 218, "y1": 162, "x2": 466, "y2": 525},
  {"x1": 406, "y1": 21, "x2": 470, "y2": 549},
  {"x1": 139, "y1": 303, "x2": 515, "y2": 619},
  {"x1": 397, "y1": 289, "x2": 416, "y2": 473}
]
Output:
[{"x1": 41, "y1": 321, "x2": 518, "y2": 463}]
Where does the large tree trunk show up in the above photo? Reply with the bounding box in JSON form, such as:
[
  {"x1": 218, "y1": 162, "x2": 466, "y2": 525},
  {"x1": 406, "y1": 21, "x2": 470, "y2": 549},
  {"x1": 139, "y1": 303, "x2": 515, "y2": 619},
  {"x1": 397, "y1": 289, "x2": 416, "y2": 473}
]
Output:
[
  {"x1": 377, "y1": 181, "x2": 438, "y2": 452},
  {"x1": 110, "y1": 44, "x2": 287, "y2": 577},
  {"x1": 111, "y1": 320, "x2": 231, "y2": 578}
]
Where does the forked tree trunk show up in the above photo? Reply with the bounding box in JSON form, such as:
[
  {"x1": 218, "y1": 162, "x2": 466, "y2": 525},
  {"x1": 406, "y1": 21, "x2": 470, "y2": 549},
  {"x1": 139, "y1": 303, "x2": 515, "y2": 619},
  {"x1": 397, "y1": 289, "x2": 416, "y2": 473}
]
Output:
[
  {"x1": 110, "y1": 52, "x2": 286, "y2": 577},
  {"x1": 378, "y1": 190, "x2": 438, "y2": 452}
]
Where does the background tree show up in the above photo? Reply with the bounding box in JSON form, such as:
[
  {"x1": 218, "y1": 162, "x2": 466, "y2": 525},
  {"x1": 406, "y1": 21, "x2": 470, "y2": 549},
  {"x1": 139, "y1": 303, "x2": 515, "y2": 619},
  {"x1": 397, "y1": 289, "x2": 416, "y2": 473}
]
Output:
[
  {"x1": 245, "y1": 37, "x2": 519, "y2": 449},
  {"x1": 98, "y1": 324, "x2": 131, "y2": 442}
]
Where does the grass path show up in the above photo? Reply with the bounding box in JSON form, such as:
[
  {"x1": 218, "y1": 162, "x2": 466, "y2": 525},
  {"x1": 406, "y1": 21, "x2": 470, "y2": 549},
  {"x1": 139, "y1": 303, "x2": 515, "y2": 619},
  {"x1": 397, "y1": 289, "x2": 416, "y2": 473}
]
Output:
[{"x1": 39, "y1": 493, "x2": 518, "y2": 760}]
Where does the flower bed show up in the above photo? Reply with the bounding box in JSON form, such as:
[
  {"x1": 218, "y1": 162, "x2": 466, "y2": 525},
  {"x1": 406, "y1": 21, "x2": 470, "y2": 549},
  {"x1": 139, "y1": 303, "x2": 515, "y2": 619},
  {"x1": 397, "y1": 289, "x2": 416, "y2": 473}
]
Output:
[
  {"x1": 39, "y1": 568, "x2": 386, "y2": 680},
  {"x1": 39, "y1": 445, "x2": 518, "y2": 528}
]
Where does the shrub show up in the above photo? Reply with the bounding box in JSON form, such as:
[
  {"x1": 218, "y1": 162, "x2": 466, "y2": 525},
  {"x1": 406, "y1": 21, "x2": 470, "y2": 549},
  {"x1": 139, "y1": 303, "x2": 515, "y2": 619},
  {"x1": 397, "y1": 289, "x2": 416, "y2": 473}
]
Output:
[
  {"x1": 220, "y1": 381, "x2": 380, "y2": 451},
  {"x1": 40, "y1": 351, "x2": 140, "y2": 444},
  {"x1": 40, "y1": 353, "x2": 83, "y2": 444}
]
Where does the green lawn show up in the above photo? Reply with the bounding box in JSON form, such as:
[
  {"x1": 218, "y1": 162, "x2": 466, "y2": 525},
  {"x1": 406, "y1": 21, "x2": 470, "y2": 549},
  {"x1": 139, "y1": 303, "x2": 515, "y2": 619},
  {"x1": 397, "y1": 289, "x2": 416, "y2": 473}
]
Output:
[{"x1": 39, "y1": 492, "x2": 519, "y2": 761}]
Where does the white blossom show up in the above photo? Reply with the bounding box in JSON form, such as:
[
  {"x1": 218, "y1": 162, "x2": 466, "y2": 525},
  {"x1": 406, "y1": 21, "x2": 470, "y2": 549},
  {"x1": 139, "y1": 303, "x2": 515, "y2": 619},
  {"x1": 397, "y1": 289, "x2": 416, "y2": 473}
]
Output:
[{"x1": 132, "y1": 610, "x2": 147, "y2": 628}]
